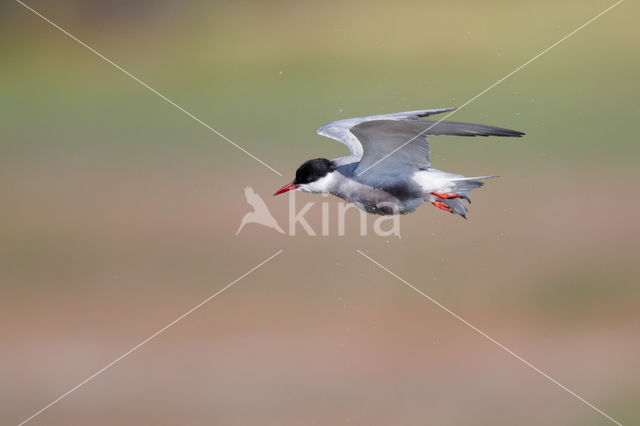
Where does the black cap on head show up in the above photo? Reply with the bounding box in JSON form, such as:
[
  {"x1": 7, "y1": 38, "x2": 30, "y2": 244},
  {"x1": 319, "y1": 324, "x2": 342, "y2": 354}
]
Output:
[{"x1": 293, "y1": 158, "x2": 335, "y2": 184}]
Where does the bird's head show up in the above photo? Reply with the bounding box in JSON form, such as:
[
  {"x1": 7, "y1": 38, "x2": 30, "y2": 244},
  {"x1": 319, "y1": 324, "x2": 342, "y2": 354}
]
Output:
[{"x1": 274, "y1": 158, "x2": 336, "y2": 195}]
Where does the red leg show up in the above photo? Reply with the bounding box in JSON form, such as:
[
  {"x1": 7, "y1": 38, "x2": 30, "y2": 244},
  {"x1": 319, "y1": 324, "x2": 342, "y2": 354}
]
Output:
[
  {"x1": 431, "y1": 192, "x2": 462, "y2": 199},
  {"x1": 432, "y1": 200, "x2": 452, "y2": 212}
]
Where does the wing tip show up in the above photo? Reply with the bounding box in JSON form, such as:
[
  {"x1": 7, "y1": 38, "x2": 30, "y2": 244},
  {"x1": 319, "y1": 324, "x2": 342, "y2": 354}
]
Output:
[{"x1": 502, "y1": 129, "x2": 526, "y2": 137}]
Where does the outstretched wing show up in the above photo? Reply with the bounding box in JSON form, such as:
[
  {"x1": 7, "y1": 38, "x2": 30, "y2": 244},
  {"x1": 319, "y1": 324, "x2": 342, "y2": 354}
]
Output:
[
  {"x1": 244, "y1": 186, "x2": 269, "y2": 212},
  {"x1": 351, "y1": 119, "x2": 524, "y2": 176},
  {"x1": 316, "y1": 108, "x2": 456, "y2": 165}
]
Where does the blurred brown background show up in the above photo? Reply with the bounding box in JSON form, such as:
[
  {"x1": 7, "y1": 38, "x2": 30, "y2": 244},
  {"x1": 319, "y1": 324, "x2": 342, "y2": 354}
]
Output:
[{"x1": 1, "y1": 0, "x2": 638, "y2": 425}]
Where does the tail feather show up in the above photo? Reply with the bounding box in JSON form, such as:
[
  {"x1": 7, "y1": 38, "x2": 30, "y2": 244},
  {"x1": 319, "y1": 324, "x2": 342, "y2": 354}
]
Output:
[
  {"x1": 434, "y1": 176, "x2": 496, "y2": 218},
  {"x1": 450, "y1": 175, "x2": 496, "y2": 203},
  {"x1": 441, "y1": 198, "x2": 468, "y2": 219}
]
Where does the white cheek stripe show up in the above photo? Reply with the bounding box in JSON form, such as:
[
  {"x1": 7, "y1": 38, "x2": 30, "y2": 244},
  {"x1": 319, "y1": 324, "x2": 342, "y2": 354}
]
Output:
[{"x1": 305, "y1": 172, "x2": 336, "y2": 193}]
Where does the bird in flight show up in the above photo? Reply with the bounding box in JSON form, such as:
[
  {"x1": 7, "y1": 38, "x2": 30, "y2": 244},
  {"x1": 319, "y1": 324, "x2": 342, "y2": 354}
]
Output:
[
  {"x1": 236, "y1": 186, "x2": 284, "y2": 235},
  {"x1": 274, "y1": 108, "x2": 524, "y2": 219}
]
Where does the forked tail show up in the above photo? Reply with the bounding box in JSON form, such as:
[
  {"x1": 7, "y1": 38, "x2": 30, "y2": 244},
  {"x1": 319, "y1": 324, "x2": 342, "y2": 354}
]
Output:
[{"x1": 431, "y1": 176, "x2": 496, "y2": 219}]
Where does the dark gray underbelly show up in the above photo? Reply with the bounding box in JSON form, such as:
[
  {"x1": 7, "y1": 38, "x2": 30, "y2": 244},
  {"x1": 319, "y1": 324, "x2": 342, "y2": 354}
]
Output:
[
  {"x1": 330, "y1": 167, "x2": 426, "y2": 215},
  {"x1": 332, "y1": 182, "x2": 424, "y2": 215}
]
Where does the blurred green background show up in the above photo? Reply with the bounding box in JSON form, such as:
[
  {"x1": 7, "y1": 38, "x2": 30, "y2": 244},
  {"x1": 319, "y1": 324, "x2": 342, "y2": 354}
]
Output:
[{"x1": 1, "y1": 1, "x2": 638, "y2": 425}]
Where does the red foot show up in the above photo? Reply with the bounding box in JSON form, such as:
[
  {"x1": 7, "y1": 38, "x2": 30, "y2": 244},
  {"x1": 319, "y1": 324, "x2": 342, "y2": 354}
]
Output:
[
  {"x1": 432, "y1": 200, "x2": 452, "y2": 212},
  {"x1": 431, "y1": 192, "x2": 462, "y2": 199}
]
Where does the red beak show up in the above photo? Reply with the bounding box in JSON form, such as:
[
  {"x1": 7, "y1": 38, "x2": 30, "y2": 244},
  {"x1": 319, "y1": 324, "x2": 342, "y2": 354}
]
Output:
[{"x1": 274, "y1": 181, "x2": 299, "y2": 196}]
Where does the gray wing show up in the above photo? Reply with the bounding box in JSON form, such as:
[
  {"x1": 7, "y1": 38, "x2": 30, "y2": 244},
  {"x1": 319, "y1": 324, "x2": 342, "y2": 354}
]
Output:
[
  {"x1": 351, "y1": 119, "x2": 524, "y2": 175},
  {"x1": 316, "y1": 108, "x2": 456, "y2": 165},
  {"x1": 406, "y1": 120, "x2": 525, "y2": 138}
]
